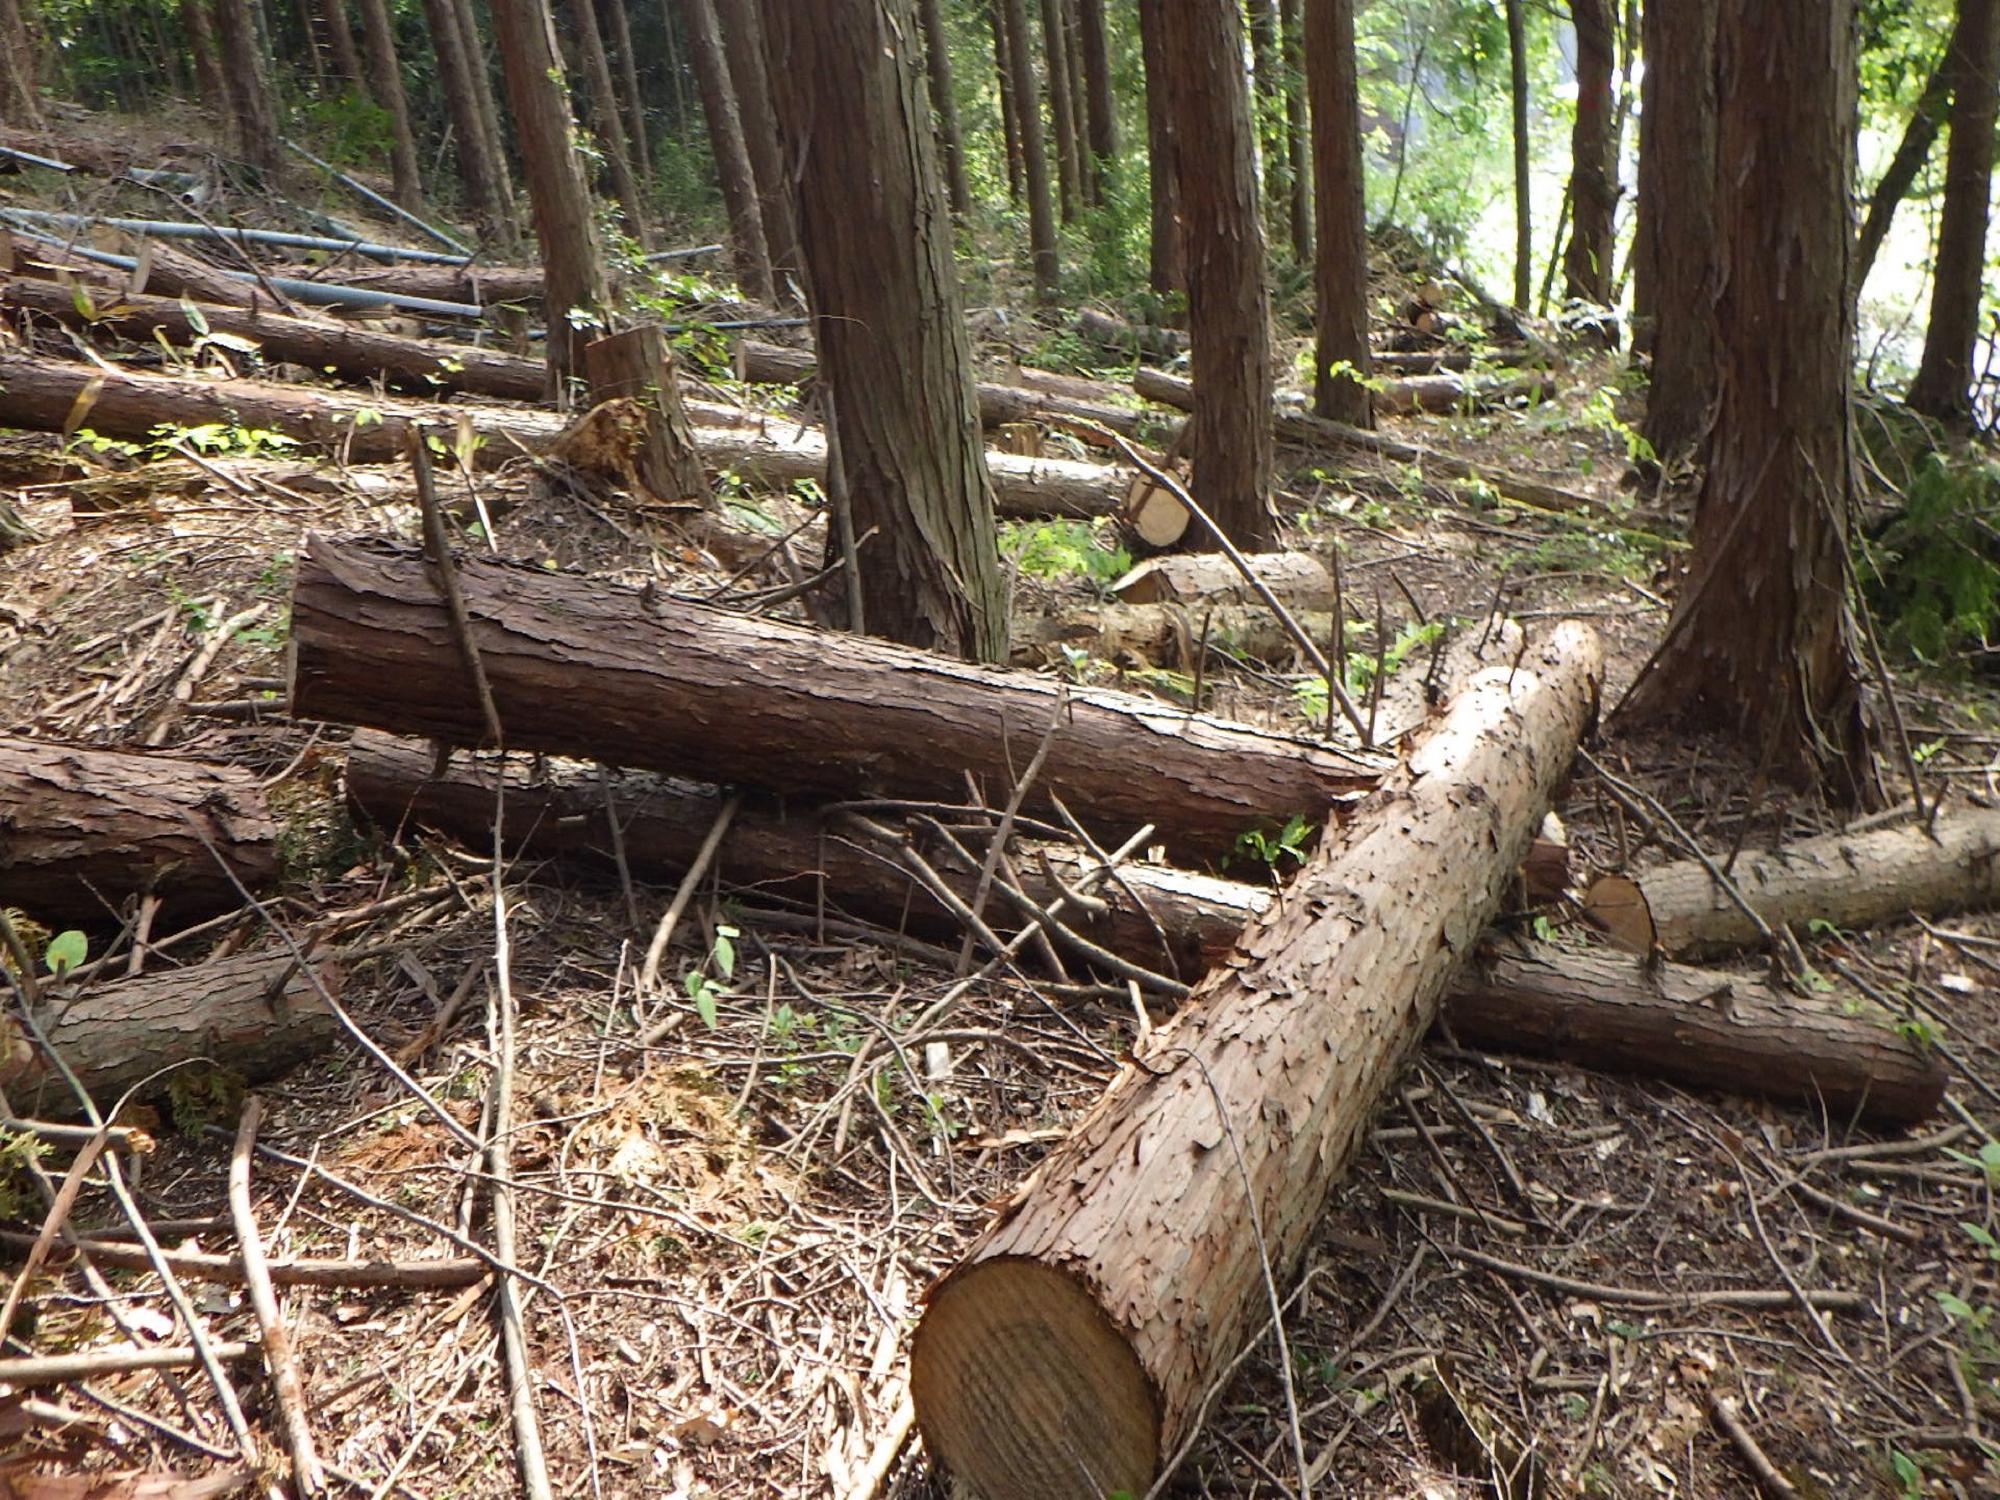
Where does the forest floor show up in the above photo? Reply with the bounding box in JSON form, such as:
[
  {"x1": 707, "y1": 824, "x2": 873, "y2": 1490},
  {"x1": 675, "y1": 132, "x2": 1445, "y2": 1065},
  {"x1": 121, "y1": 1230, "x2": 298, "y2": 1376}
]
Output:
[{"x1": 1, "y1": 113, "x2": 1998, "y2": 1500}]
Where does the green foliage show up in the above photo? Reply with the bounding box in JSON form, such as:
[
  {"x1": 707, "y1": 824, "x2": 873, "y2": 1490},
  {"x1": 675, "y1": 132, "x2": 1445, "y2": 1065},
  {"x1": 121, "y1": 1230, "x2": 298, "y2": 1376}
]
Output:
[
  {"x1": 999, "y1": 519, "x2": 1131, "y2": 586},
  {"x1": 42, "y1": 930, "x2": 87, "y2": 976},
  {"x1": 1292, "y1": 617, "x2": 1445, "y2": 725},
  {"x1": 167, "y1": 1067, "x2": 246, "y2": 1136},
  {"x1": 293, "y1": 89, "x2": 398, "y2": 167},
  {"x1": 0, "y1": 1130, "x2": 49, "y2": 1221},
  {"x1": 1231, "y1": 813, "x2": 1314, "y2": 874},
  {"x1": 1862, "y1": 451, "x2": 2000, "y2": 665}
]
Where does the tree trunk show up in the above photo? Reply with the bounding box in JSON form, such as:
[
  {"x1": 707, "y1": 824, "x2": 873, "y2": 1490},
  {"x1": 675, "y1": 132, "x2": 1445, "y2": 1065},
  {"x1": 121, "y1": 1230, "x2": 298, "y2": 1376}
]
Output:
[
  {"x1": 288, "y1": 536, "x2": 1378, "y2": 861},
  {"x1": 6, "y1": 953, "x2": 339, "y2": 1122},
  {"x1": 1905, "y1": 0, "x2": 2000, "y2": 423},
  {"x1": 179, "y1": 0, "x2": 228, "y2": 114},
  {"x1": 1248, "y1": 0, "x2": 1284, "y2": 242},
  {"x1": 567, "y1": 0, "x2": 651, "y2": 245},
  {"x1": 211, "y1": 0, "x2": 283, "y2": 175},
  {"x1": 908, "y1": 626, "x2": 1603, "y2": 1500},
  {"x1": 713, "y1": 0, "x2": 801, "y2": 294},
  {"x1": 1, "y1": 277, "x2": 545, "y2": 400},
  {"x1": 322, "y1": 0, "x2": 363, "y2": 84},
  {"x1": 581, "y1": 326, "x2": 708, "y2": 503},
  {"x1": 1307, "y1": 0, "x2": 1370, "y2": 427},
  {"x1": 0, "y1": 738, "x2": 277, "y2": 927},
  {"x1": 352, "y1": 0, "x2": 425, "y2": 206},
  {"x1": 489, "y1": 0, "x2": 610, "y2": 389},
  {"x1": 1039, "y1": 0, "x2": 1080, "y2": 220},
  {"x1": 1504, "y1": 0, "x2": 1530, "y2": 307},
  {"x1": 1623, "y1": 0, "x2": 1875, "y2": 805},
  {"x1": 602, "y1": 0, "x2": 652, "y2": 187},
  {"x1": 761, "y1": 0, "x2": 1007, "y2": 659},
  {"x1": 421, "y1": 0, "x2": 510, "y2": 244},
  {"x1": 916, "y1": 0, "x2": 971, "y2": 216},
  {"x1": 456, "y1": 0, "x2": 519, "y2": 225},
  {"x1": 1155, "y1": 0, "x2": 1275, "y2": 549},
  {"x1": 1634, "y1": 0, "x2": 1716, "y2": 465},
  {"x1": 1000, "y1": 0, "x2": 1059, "y2": 295},
  {"x1": 1854, "y1": 46, "x2": 1953, "y2": 293},
  {"x1": 990, "y1": 0, "x2": 1024, "y2": 201},
  {"x1": 1279, "y1": 0, "x2": 1311, "y2": 263},
  {"x1": 0, "y1": 0, "x2": 41, "y2": 125},
  {"x1": 1135, "y1": 0, "x2": 1182, "y2": 297},
  {"x1": 1561, "y1": 0, "x2": 1616, "y2": 306},
  {"x1": 1077, "y1": 0, "x2": 1114, "y2": 187},
  {"x1": 682, "y1": 0, "x2": 774, "y2": 302}
]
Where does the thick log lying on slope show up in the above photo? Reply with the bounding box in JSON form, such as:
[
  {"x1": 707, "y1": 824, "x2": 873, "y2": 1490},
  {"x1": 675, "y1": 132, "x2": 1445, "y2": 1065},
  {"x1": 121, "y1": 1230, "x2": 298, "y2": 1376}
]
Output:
[
  {"x1": 347, "y1": 728, "x2": 1946, "y2": 1125},
  {"x1": 0, "y1": 738, "x2": 277, "y2": 926},
  {"x1": 1, "y1": 275, "x2": 546, "y2": 401},
  {"x1": 908, "y1": 626, "x2": 1604, "y2": 1500},
  {"x1": 283, "y1": 262, "x2": 546, "y2": 306},
  {"x1": 1372, "y1": 367, "x2": 1554, "y2": 415},
  {"x1": 1585, "y1": 807, "x2": 2000, "y2": 959},
  {"x1": 2, "y1": 952, "x2": 339, "y2": 1120},
  {"x1": 1110, "y1": 551, "x2": 1334, "y2": 609},
  {"x1": 1133, "y1": 366, "x2": 1598, "y2": 513},
  {"x1": 1014, "y1": 603, "x2": 1336, "y2": 670},
  {"x1": 292, "y1": 536, "x2": 1380, "y2": 861}
]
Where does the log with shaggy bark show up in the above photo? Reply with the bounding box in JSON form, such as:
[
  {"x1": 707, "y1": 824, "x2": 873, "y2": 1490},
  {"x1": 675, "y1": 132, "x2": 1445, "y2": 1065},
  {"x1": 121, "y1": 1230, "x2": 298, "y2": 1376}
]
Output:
[
  {"x1": 0, "y1": 276, "x2": 546, "y2": 400},
  {"x1": 2, "y1": 952, "x2": 339, "y2": 1119},
  {"x1": 907, "y1": 625, "x2": 1605, "y2": 1500},
  {"x1": 282, "y1": 263, "x2": 546, "y2": 306},
  {"x1": 346, "y1": 728, "x2": 1946, "y2": 1125},
  {"x1": 0, "y1": 738, "x2": 277, "y2": 926},
  {"x1": 291, "y1": 535, "x2": 1381, "y2": 861}
]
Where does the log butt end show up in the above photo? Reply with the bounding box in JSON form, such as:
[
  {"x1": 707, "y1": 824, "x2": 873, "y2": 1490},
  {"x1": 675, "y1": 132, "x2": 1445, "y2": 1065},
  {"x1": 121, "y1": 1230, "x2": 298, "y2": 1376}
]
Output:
[{"x1": 911, "y1": 1258, "x2": 1159, "y2": 1500}]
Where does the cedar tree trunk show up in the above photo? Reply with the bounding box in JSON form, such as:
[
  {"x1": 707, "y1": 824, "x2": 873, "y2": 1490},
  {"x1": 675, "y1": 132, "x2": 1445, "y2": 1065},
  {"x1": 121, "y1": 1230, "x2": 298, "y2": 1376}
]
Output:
[
  {"x1": 1308, "y1": 0, "x2": 1371, "y2": 427},
  {"x1": 683, "y1": 0, "x2": 775, "y2": 302},
  {"x1": 1078, "y1": 0, "x2": 1115, "y2": 186},
  {"x1": 458, "y1": 0, "x2": 519, "y2": 222},
  {"x1": 422, "y1": 0, "x2": 510, "y2": 243},
  {"x1": 604, "y1": 0, "x2": 652, "y2": 187},
  {"x1": 179, "y1": 0, "x2": 226, "y2": 115},
  {"x1": 1280, "y1": 0, "x2": 1311, "y2": 263},
  {"x1": 1136, "y1": 0, "x2": 1182, "y2": 294},
  {"x1": 713, "y1": 0, "x2": 801, "y2": 293},
  {"x1": 354, "y1": 0, "x2": 425, "y2": 206},
  {"x1": 1855, "y1": 46, "x2": 1952, "y2": 292},
  {"x1": 212, "y1": 0, "x2": 282, "y2": 174},
  {"x1": 568, "y1": 0, "x2": 650, "y2": 244},
  {"x1": 1505, "y1": 0, "x2": 1530, "y2": 307},
  {"x1": 322, "y1": 0, "x2": 364, "y2": 84},
  {"x1": 1040, "y1": 0, "x2": 1081, "y2": 220},
  {"x1": 1561, "y1": 0, "x2": 1616, "y2": 305},
  {"x1": 917, "y1": 0, "x2": 972, "y2": 215},
  {"x1": 1000, "y1": 0, "x2": 1059, "y2": 295},
  {"x1": 991, "y1": 0, "x2": 1024, "y2": 201}
]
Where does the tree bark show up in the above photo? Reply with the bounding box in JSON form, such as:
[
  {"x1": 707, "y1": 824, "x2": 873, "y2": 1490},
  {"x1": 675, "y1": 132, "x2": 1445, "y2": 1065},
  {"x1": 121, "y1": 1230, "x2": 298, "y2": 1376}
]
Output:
[
  {"x1": 353, "y1": 0, "x2": 425, "y2": 207},
  {"x1": 1633, "y1": 0, "x2": 1716, "y2": 459},
  {"x1": 345, "y1": 726, "x2": 1949, "y2": 1129},
  {"x1": 714, "y1": 0, "x2": 801, "y2": 294},
  {"x1": 1155, "y1": 0, "x2": 1275, "y2": 549},
  {"x1": 211, "y1": 0, "x2": 283, "y2": 175},
  {"x1": 990, "y1": 0, "x2": 1025, "y2": 201},
  {"x1": 1136, "y1": 0, "x2": 1182, "y2": 294},
  {"x1": 1623, "y1": 0, "x2": 1876, "y2": 805},
  {"x1": 1248, "y1": 0, "x2": 1284, "y2": 241},
  {"x1": 0, "y1": 0, "x2": 40, "y2": 125},
  {"x1": 321, "y1": 0, "x2": 363, "y2": 84},
  {"x1": 908, "y1": 625, "x2": 1603, "y2": 1500},
  {"x1": 1307, "y1": 0, "x2": 1370, "y2": 427},
  {"x1": 1038, "y1": 0, "x2": 1081, "y2": 221},
  {"x1": 421, "y1": 0, "x2": 509, "y2": 243},
  {"x1": 284, "y1": 262, "x2": 545, "y2": 304},
  {"x1": 1062, "y1": 0, "x2": 1091, "y2": 203},
  {"x1": 602, "y1": 0, "x2": 652, "y2": 187},
  {"x1": 289, "y1": 536, "x2": 1378, "y2": 861},
  {"x1": 4, "y1": 953, "x2": 339, "y2": 1122},
  {"x1": 567, "y1": 0, "x2": 651, "y2": 246},
  {"x1": 581, "y1": 326, "x2": 708, "y2": 504},
  {"x1": 1561, "y1": 0, "x2": 1616, "y2": 306},
  {"x1": 996, "y1": 0, "x2": 1059, "y2": 295},
  {"x1": 0, "y1": 738, "x2": 277, "y2": 927},
  {"x1": 489, "y1": 0, "x2": 611, "y2": 389},
  {"x1": 1279, "y1": 0, "x2": 1311, "y2": 264},
  {"x1": 916, "y1": 0, "x2": 971, "y2": 216},
  {"x1": 1077, "y1": 0, "x2": 1114, "y2": 187},
  {"x1": 456, "y1": 0, "x2": 519, "y2": 227},
  {"x1": 761, "y1": 0, "x2": 1008, "y2": 661},
  {"x1": 1906, "y1": 0, "x2": 2000, "y2": 423},
  {"x1": 1504, "y1": 0, "x2": 1531, "y2": 308},
  {"x1": 1854, "y1": 46, "x2": 1953, "y2": 293},
  {"x1": 179, "y1": 0, "x2": 228, "y2": 115},
  {"x1": 682, "y1": 0, "x2": 774, "y2": 302}
]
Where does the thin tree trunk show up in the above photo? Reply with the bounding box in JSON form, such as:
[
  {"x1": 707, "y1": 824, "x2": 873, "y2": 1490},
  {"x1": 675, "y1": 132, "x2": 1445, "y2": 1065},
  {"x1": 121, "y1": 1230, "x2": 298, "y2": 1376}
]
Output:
[
  {"x1": 1039, "y1": 0, "x2": 1081, "y2": 220},
  {"x1": 179, "y1": 0, "x2": 226, "y2": 114},
  {"x1": 1136, "y1": 0, "x2": 1182, "y2": 295},
  {"x1": 713, "y1": 0, "x2": 801, "y2": 294},
  {"x1": 422, "y1": 0, "x2": 509, "y2": 241},
  {"x1": 1249, "y1": 0, "x2": 1284, "y2": 242},
  {"x1": 295, "y1": 0, "x2": 328, "y2": 92},
  {"x1": 1063, "y1": 0, "x2": 1091, "y2": 202},
  {"x1": 322, "y1": 0, "x2": 363, "y2": 83},
  {"x1": 568, "y1": 0, "x2": 652, "y2": 245},
  {"x1": 488, "y1": 0, "x2": 611, "y2": 389},
  {"x1": 458, "y1": 0, "x2": 518, "y2": 221},
  {"x1": 354, "y1": 0, "x2": 425, "y2": 206},
  {"x1": 1504, "y1": 0, "x2": 1530, "y2": 308},
  {"x1": 1624, "y1": 0, "x2": 1876, "y2": 805},
  {"x1": 1157, "y1": 0, "x2": 1274, "y2": 548},
  {"x1": 1561, "y1": 0, "x2": 1616, "y2": 305},
  {"x1": 1000, "y1": 0, "x2": 1058, "y2": 296},
  {"x1": 682, "y1": 0, "x2": 774, "y2": 302},
  {"x1": 1906, "y1": 0, "x2": 2000, "y2": 423},
  {"x1": 762, "y1": 0, "x2": 1009, "y2": 662},
  {"x1": 917, "y1": 0, "x2": 971, "y2": 216},
  {"x1": 1308, "y1": 0, "x2": 1370, "y2": 428},
  {"x1": 603, "y1": 0, "x2": 652, "y2": 187},
  {"x1": 991, "y1": 0, "x2": 1024, "y2": 201},
  {"x1": 1077, "y1": 0, "x2": 1114, "y2": 187},
  {"x1": 1280, "y1": 0, "x2": 1311, "y2": 263},
  {"x1": 1855, "y1": 47, "x2": 1953, "y2": 292},
  {"x1": 211, "y1": 0, "x2": 283, "y2": 174}
]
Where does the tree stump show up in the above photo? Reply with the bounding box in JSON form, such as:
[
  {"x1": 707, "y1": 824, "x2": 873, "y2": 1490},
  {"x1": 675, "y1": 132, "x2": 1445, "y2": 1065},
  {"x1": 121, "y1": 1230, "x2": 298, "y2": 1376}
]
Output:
[{"x1": 582, "y1": 326, "x2": 709, "y2": 506}]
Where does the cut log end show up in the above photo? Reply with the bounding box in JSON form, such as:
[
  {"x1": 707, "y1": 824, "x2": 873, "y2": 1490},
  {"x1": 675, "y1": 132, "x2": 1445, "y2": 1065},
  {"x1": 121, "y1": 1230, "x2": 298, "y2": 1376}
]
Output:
[
  {"x1": 1124, "y1": 474, "x2": 1189, "y2": 550},
  {"x1": 912, "y1": 1258, "x2": 1159, "y2": 1500}
]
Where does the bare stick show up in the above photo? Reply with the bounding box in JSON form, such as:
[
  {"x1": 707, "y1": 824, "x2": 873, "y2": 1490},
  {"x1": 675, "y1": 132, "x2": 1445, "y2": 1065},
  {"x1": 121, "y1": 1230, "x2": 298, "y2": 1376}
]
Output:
[
  {"x1": 1707, "y1": 1391, "x2": 1800, "y2": 1498},
  {"x1": 637, "y1": 792, "x2": 743, "y2": 1005},
  {"x1": 411, "y1": 427, "x2": 503, "y2": 749},
  {"x1": 839, "y1": 1391, "x2": 917, "y2": 1500},
  {"x1": 0, "y1": 1230, "x2": 490, "y2": 1288},
  {"x1": 0, "y1": 1341, "x2": 257, "y2": 1386},
  {"x1": 0, "y1": 1130, "x2": 109, "y2": 1350}
]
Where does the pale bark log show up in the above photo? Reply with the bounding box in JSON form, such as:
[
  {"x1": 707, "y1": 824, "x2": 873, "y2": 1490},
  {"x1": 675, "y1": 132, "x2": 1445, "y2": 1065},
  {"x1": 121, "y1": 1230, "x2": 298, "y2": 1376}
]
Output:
[
  {"x1": 290, "y1": 535, "x2": 1380, "y2": 861},
  {"x1": 908, "y1": 626, "x2": 1604, "y2": 1498},
  {"x1": 1110, "y1": 552, "x2": 1333, "y2": 609}
]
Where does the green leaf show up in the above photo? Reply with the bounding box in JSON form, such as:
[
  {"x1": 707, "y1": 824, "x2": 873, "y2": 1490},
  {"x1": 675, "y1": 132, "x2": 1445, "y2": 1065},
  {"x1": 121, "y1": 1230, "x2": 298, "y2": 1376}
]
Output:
[
  {"x1": 179, "y1": 295, "x2": 209, "y2": 336},
  {"x1": 1937, "y1": 1290, "x2": 1977, "y2": 1321},
  {"x1": 713, "y1": 924, "x2": 738, "y2": 981},
  {"x1": 695, "y1": 983, "x2": 718, "y2": 1030},
  {"x1": 43, "y1": 930, "x2": 86, "y2": 976}
]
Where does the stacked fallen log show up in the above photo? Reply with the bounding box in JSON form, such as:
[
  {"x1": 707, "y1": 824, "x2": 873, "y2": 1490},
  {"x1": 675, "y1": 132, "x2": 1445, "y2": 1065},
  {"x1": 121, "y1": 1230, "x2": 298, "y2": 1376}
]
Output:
[
  {"x1": 0, "y1": 738, "x2": 277, "y2": 925},
  {"x1": 1110, "y1": 551, "x2": 1334, "y2": 609},
  {"x1": 908, "y1": 625, "x2": 1604, "y2": 1500},
  {"x1": 278, "y1": 262, "x2": 546, "y2": 306},
  {"x1": 345, "y1": 729, "x2": 1947, "y2": 1125},
  {"x1": 290, "y1": 535, "x2": 1382, "y2": 861}
]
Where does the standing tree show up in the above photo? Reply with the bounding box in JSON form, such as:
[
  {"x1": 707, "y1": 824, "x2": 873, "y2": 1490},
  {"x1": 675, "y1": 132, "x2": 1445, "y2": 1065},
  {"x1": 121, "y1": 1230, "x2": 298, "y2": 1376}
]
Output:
[
  {"x1": 0, "y1": 0, "x2": 31, "y2": 126},
  {"x1": 1632, "y1": 0, "x2": 1716, "y2": 465},
  {"x1": 322, "y1": 0, "x2": 364, "y2": 86},
  {"x1": 1157, "y1": 0, "x2": 1275, "y2": 548},
  {"x1": 991, "y1": 0, "x2": 1025, "y2": 201},
  {"x1": 212, "y1": 0, "x2": 283, "y2": 174},
  {"x1": 1308, "y1": 0, "x2": 1370, "y2": 428},
  {"x1": 1040, "y1": 0, "x2": 1082, "y2": 220},
  {"x1": 489, "y1": 0, "x2": 610, "y2": 388},
  {"x1": 683, "y1": 0, "x2": 775, "y2": 302},
  {"x1": 1624, "y1": 0, "x2": 1876, "y2": 804},
  {"x1": 1077, "y1": 0, "x2": 1115, "y2": 189},
  {"x1": 1136, "y1": 0, "x2": 1182, "y2": 294},
  {"x1": 568, "y1": 0, "x2": 651, "y2": 244},
  {"x1": 1561, "y1": 0, "x2": 1616, "y2": 307},
  {"x1": 354, "y1": 0, "x2": 425, "y2": 205},
  {"x1": 423, "y1": 0, "x2": 512, "y2": 244},
  {"x1": 713, "y1": 0, "x2": 802, "y2": 292},
  {"x1": 179, "y1": 0, "x2": 226, "y2": 116},
  {"x1": 1855, "y1": 44, "x2": 1953, "y2": 291},
  {"x1": 1905, "y1": 0, "x2": 2000, "y2": 423},
  {"x1": 1503, "y1": 0, "x2": 1531, "y2": 308},
  {"x1": 759, "y1": 0, "x2": 1009, "y2": 664},
  {"x1": 917, "y1": 0, "x2": 972, "y2": 216},
  {"x1": 458, "y1": 0, "x2": 517, "y2": 219},
  {"x1": 1000, "y1": 0, "x2": 1059, "y2": 296},
  {"x1": 603, "y1": 0, "x2": 652, "y2": 188},
  {"x1": 1280, "y1": 0, "x2": 1311, "y2": 263}
]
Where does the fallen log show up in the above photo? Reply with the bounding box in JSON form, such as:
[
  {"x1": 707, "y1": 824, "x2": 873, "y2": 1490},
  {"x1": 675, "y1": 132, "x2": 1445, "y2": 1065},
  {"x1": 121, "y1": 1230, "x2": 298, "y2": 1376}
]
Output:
[
  {"x1": 0, "y1": 275, "x2": 546, "y2": 400},
  {"x1": 907, "y1": 625, "x2": 1604, "y2": 1499},
  {"x1": 1583, "y1": 806, "x2": 2000, "y2": 959},
  {"x1": 0, "y1": 737, "x2": 277, "y2": 926},
  {"x1": 346, "y1": 727, "x2": 1946, "y2": 1125},
  {"x1": 2, "y1": 951, "x2": 340, "y2": 1120},
  {"x1": 292, "y1": 535, "x2": 1382, "y2": 861},
  {"x1": 1110, "y1": 551, "x2": 1333, "y2": 609},
  {"x1": 278, "y1": 262, "x2": 546, "y2": 306},
  {"x1": 1372, "y1": 368, "x2": 1554, "y2": 416},
  {"x1": 1014, "y1": 602, "x2": 1333, "y2": 671},
  {"x1": 1074, "y1": 307, "x2": 1185, "y2": 359},
  {"x1": 1132, "y1": 366, "x2": 1599, "y2": 513}
]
